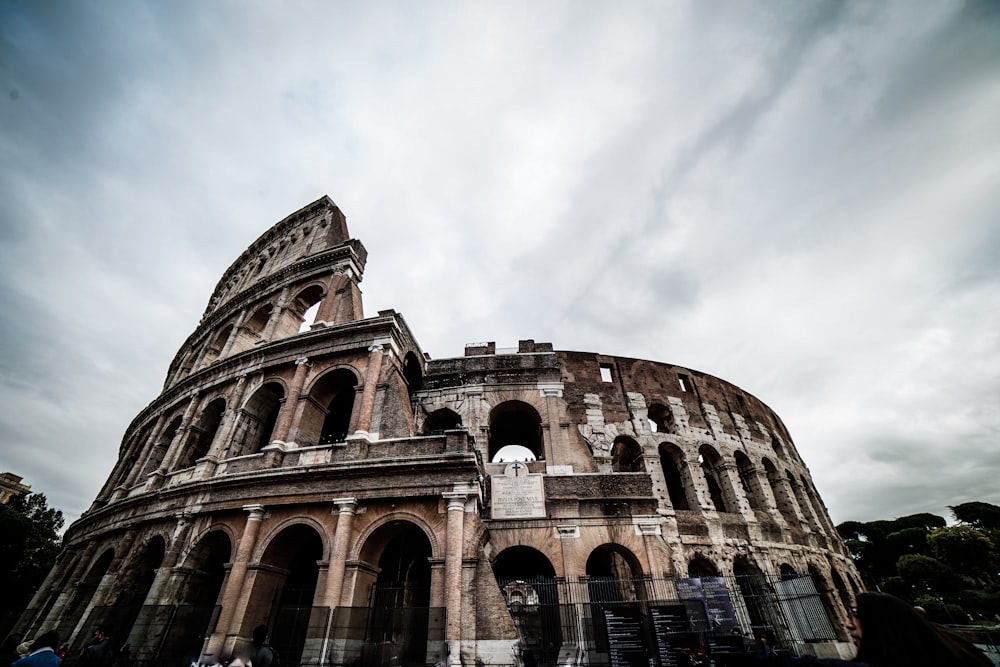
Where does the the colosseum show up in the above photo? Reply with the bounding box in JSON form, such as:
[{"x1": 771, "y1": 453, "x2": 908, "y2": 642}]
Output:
[{"x1": 17, "y1": 197, "x2": 862, "y2": 667}]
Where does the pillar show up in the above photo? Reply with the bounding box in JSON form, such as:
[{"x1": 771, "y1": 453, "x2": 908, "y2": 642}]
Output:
[
  {"x1": 203, "y1": 504, "x2": 266, "y2": 662},
  {"x1": 442, "y1": 492, "x2": 468, "y2": 653},
  {"x1": 326, "y1": 498, "x2": 358, "y2": 609},
  {"x1": 353, "y1": 344, "x2": 384, "y2": 437},
  {"x1": 272, "y1": 357, "x2": 311, "y2": 444}
]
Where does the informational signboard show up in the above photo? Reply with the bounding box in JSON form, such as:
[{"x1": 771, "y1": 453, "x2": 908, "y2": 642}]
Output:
[
  {"x1": 491, "y1": 465, "x2": 545, "y2": 519},
  {"x1": 676, "y1": 577, "x2": 738, "y2": 632},
  {"x1": 649, "y1": 605, "x2": 689, "y2": 667},
  {"x1": 602, "y1": 605, "x2": 648, "y2": 667}
]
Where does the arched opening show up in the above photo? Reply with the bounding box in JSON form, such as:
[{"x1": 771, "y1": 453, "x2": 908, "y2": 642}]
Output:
[
  {"x1": 762, "y1": 459, "x2": 796, "y2": 522},
  {"x1": 112, "y1": 536, "x2": 166, "y2": 648},
  {"x1": 230, "y1": 304, "x2": 273, "y2": 354},
  {"x1": 58, "y1": 548, "x2": 115, "y2": 642},
  {"x1": 698, "y1": 445, "x2": 730, "y2": 513},
  {"x1": 299, "y1": 369, "x2": 358, "y2": 446},
  {"x1": 734, "y1": 451, "x2": 765, "y2": 511},
  {"x1": 144, "y1": 416, "x2": 182, "y2": 476},
  {"x1": 687, "y1": 556, "x2": 719, "y2": 578},
  {"x1": 357, "y1": 521, "x2": 435, "y2": 667},
  {"x1": 293, "y1": 285, "x2": 325, "y2": 333},
  {"x1": 610, "y1": 436, "x2": 644, "y2": 472},
  {"x1": 586, "y1": 545, "x2": 643, "y2": 602},
  {"x1": 658, "y1": 443, "x2": 691, "y2": 510},
  {"x1": 200, "y1": 325, "x2": 233, "y2": 368},
  {"x1": 253, "y1": 524, "x2": 324, "y2": 667},
  {"x1": 489, "y1": 401, "x2": 543, "y2": 462},
  {"x1": 493, "y1": 546, "x2": 559, "y2": 667},
  {"x1": 234, "y1": 383, "x2": 284, "y2": 456},
  {"x1": 779, "y1": 564, "x2": 797, "y2": 581},
  {"x1": 733, "y1": 558, "x2": 781, "y2": 645},
  {"x1": 789, "y1": 473, "x2": 819, "y2": 530},
  {"x1": 802, "y1": 476, "x2": 830, "y2": 534},
  {"x1": 647, "y1": 403, "x2": 672, "y2": 434},
  {"x1": 422, "y1": 408, "x2": 461, "y2": 435},
  {"x1": 586, "y1": 546, "x2": 645, "y2": 664},
  {"x1": 770, "y1": 435, "x2": 785, "y2": 459},
  {"x1": 177, "y1": 398, "x2": 226, "y2": 470},
  {"x1": 403, "y1": 352, "x2": 423, "y2": 393},
  {"x1": 806, "y1": 565, "x2": 842, "y2": 641}
]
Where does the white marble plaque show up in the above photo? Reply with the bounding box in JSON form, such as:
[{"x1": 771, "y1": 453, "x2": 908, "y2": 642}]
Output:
[{"x1": 491, "y1": 472, "x2": 546, "y2": 519}]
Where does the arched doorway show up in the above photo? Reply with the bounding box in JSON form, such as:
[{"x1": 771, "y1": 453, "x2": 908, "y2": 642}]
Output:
[
  {"x1": 493, "y1": 546, "x2": 560, "y2": 667},
  {"x1": 489, "y1": 401, "x2": 543, "y2": 462},
  {"x1": 356, "y1": 521, "x2": 437, "y2": 667},
  {"x1": 58, "y1": 548, "x2": 114, "y2": 644},
  {"x1": 152, "y1": 530, "x2": 232, "y2": 667},
  {"x1": 251, "y1": 524, "x2": 325, "y2": 667}
]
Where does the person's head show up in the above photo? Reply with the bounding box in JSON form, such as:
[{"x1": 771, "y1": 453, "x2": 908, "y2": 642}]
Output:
[
  {"x1": 849, "y1": 592, "x2": 990, "y2": 667},
  {"x1": 32, "y1": 631, "x2": 59, "y2": 652},
  {"x1": 252, "y1": 625, "x2": 268, "y2": 645},
  {"x1": 93, "y1": 623, "x2": 113, "y2": 641}
]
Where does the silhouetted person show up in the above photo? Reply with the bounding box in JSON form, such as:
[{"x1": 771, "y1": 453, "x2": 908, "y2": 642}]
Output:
[
  {"x1": 250, "y1": 625, "x2": 277, "y2": 667},
  {"x1": 12, "y1": 631, "x2": 60, "y2": 667},
  {"x1": 76, "y1": 624, "x2": 114, "y2": 667}
]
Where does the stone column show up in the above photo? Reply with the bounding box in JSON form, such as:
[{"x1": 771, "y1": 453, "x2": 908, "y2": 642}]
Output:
[
  {"x1": 122, "y1": 414, "x2": 167, "y2": 491},
  {"x1": 260, "y1": 289, "x2": 290, "y2": 341},
  {"x1": 144, "y1": 513, "x2": 194, "y2": 604},
  {"x1": 70, "y1": 531, "x2": 138, "y2": 642},
  {"x1": 272, "y1": 357, "x2": 311, "y2": 444},
  {"x1": 155, "y1": 393, "x2": 203, "y2": 477},
  {"x1": 219, "y1": 310, "x2": 249, "y2": 359},
  {"x1": 442, "y1": 492, "x2": 468, "y2": 652},
  {"x1": 200, "y1": 375, "x2": 251, "y2": 476},
  {"x1": 539, "y1": 384, "x2": 564, "y2": 467},
  {"x1": 204, "y1": 504, "x2": 266, "y2": 662},
  {"x1": 353, "y1": 344, "x2": 385, "y2": 438},
  {"x1": 326, "y1": 498, "x2": 358, "y2": 609},
  {"x1": 44, "y1": 542, "x2": 99, "y2": 634}
]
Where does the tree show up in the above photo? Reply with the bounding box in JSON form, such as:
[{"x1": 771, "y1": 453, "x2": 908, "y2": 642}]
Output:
[
  {"x1": 950, "y1": 501, "x2": 1000, "y2": 529},
  {"x1": 896, "y1": 554, "x2": 964, "y2": 596},
  {"x1": 0, "y1": 493, "x2": 64, "y2": 627},
  {"x1": 927, "y1": 525, "x2": 997, "y2": 579}
]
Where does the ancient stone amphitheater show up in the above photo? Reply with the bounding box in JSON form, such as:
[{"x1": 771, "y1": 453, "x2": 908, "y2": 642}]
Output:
[{"x1": 19, "y1": 197, "x2": 861, "y2": 667}]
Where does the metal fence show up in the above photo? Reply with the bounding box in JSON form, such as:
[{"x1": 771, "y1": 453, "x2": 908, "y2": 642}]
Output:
[{"x1": 29, "y1": 572, "x2": 839, "y2": 667}]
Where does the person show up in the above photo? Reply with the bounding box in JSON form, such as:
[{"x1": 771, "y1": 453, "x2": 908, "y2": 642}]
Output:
[
  {"x1": 250, "y1": 625, "x2": 277, "y2": 667},
  {"x1": 1, "y1": 634, "x2": 24, "y2": 666},
  {"x1": 722, "y1": 591, "x2": 993, "y2": 667},
  {"x1": 12, "y1": 631, "x2": 61, "y2": 667},
  {"x1": 75, "y1": 624, "x2": 115, "y2": 667}
]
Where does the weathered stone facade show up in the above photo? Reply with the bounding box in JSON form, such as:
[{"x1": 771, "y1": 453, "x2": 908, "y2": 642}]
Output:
[{"x1": 19, "y1": 197, "x2": 861, "y2": 666}]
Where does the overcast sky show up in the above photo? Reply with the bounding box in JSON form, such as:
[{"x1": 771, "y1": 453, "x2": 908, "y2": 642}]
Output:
[{"x1": 1, "y1": 1, "x2": 998, "y2": 530}]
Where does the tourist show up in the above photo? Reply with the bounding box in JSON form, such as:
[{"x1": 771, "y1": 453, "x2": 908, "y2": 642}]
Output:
[
  {"x1": 75, "y1": 624, "x2": 115, "y2": 667},
  {"x1": 11, "y1": 631, "x2": 60, "y2": 667}
]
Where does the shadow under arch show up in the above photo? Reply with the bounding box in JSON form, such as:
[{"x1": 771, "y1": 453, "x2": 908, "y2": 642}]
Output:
[
  {"x1": 492, "y1": 546, "x2": 560, "y2": 667},
  {"x1": 251, "y1": 523, "x2": 325, "y2": 667},
  {"x1": 352, "y1": 520, "x2": 438, "y2": 667},
  {"x1": 489, "y1": 400, "x2": 543, "y2": 462}
]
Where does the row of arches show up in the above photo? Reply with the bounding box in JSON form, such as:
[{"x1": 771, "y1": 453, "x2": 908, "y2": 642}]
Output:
[{"x1": 174, "y1": 282, "x2": 330, "y2": 383}]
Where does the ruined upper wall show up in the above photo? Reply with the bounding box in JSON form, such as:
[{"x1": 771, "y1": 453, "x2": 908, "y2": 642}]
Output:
[{"x1": 200, "y1": 196, "x2": 360, "y2": 321}]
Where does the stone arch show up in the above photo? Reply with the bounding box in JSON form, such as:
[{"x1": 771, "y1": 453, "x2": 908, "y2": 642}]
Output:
[
  {"x1": 611, "y1": 436, "x2": 644, "y2": 472},
  {"x1": 113, "y1": 535, "x2": 166, "y2": 643},
  {"x1": 176, "y1": 397, "x2": 226, "y2": 469},
  {"x1": 250, "y1": 523, "x2": 325, "y2": 667},
  {"x1": 351, "y1": 511, "x2": 441, "y2": 563},
  {"x1": 200, "y1": 324, "x2": 234, "y2": 368},
  {"x1": 232, "y1": 382, "x2": 285, "y2": 457},
  {"x1": 687, "y1": 555, "x2": 720, "y2": 578},
  {"x1": 402, "y1": 351, "x2": 423, "y2": 393},
  {"x1": 254, "y1": 515, "x2": 331, "y2": 563},
  {"x1": 585, "y1": 544, "x2": 644, "y2": 601},
  {"x1": 647, "y1": 402, "x2": 673, "y2": 434},
  {"x1": 292, "y1": 284, "x2": 326, "y2": 334},
  {"x1": 732, "y1": 557, "x2": 776, "y2": 641},
  {"x1": 698, "y1": 444, "x2": 730, "y2": 513},
  {"x1": 658, "y1": 442, "x2": 693, "y2": 511},
  {"x1": 422, "y1": 408, "x2": 462, "y2": 434},
  {"x1": 762, "y1": 458, "x2": 796, "y2": 522},
  {"x1": 493, "y1": 546, "x2": 560, "y2": 667},
  {"x1": 144, "y1": 415, "x2": 182, "y2": 476},
  {"x1": 299, "y1": 367, "x2": 359, "y2": 446},
  {"x1": 807, "y1": 564, "x2": 842, "y2": 641},
  {"x1": 778, "y1": 563, "x2": 797, "y2": 580},
  {"x1": 352, "y1": 520, "x2": 435, "y2": 667},
  {"x1": 59, "y1": 547, "x2": 115, "y2": 641},
  {"x1": 489, "y1": 400, "x2": 543, "y2": 462},
  {"x1": 229, "y1": 303, "x2": 273, "y2": 354},
  {"x1": 734, "y1": 451, "x2": 766, "y2": 511}
]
